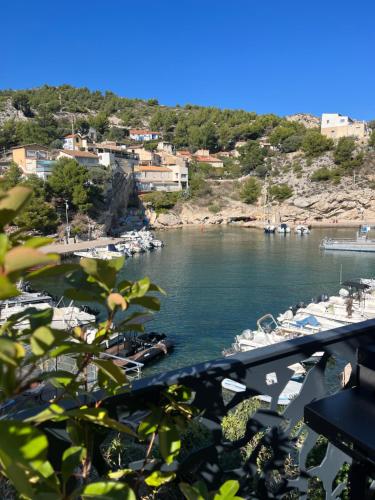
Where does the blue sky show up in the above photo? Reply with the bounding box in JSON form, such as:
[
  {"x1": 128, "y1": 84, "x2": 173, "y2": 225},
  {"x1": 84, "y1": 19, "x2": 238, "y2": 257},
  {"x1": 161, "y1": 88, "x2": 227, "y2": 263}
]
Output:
[{"x1": 2, "y1": 0, "x2": 375, "y2": 118}]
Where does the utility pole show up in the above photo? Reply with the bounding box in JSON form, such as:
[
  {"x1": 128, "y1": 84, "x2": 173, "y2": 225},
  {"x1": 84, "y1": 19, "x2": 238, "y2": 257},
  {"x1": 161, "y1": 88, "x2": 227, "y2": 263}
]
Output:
[
  {"x1": 65, "y1": 200, "x2": 70, "y2": 244},
  {"x1": 71, "y1": 117, "x2": 75, "y2": 150}
]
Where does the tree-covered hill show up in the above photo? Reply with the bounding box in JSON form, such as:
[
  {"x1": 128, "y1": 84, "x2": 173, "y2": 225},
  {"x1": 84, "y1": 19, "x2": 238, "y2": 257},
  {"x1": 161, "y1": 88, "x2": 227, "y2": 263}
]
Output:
[{"x1": 0, "y1": 84, "x2": 303, "y2": 151}]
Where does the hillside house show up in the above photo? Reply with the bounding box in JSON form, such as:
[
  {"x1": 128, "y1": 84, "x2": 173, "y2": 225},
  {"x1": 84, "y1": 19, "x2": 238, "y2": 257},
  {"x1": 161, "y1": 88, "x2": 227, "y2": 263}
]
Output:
[
  {"x1": 57, "y1": 149, "x2": 100, "y2": 168},
  {"x1": 11, "y1": 144, "x2": 56, "y2": 179},
  {"x1": 94, "y1": 144, "x2": 139, "y2": 174},
  {"x1": 63, "y1": 134, "x2": 83, "y2": 150},
  {"x1": 321, "y1": 113, "x2": 369, "y2": 141},
  {"x1": 193, "y1": 154, "x2": 224, "y2": 168},
  {"x1": 134, "y1": 165, "x2": 186, "y2": 192},
  {"x1": 129, "y1": 129, "x2": 160, "y2": 141}
]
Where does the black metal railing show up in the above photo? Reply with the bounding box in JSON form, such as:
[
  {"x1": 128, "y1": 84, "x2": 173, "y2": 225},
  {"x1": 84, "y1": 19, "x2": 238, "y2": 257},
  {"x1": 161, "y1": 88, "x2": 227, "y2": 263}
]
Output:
[{"x1": 16, "y1": 319, "x2": 375, "y2": 498}]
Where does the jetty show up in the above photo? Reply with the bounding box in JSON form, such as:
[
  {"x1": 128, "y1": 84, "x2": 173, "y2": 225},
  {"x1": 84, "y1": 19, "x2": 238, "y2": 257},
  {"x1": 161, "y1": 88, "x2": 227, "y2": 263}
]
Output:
[{"x1": 41, "y1": 237, "x2": 124, "y2": 257}]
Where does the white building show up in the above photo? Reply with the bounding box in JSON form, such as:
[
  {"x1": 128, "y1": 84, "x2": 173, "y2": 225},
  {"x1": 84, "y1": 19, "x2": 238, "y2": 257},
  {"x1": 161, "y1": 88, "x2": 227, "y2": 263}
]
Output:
[
  {"x1": 129, "y1": 129, "x2": 160, "y2": 142},
  {"x1": 321, "y1": 113, "x2": 369, "y2": 141}
]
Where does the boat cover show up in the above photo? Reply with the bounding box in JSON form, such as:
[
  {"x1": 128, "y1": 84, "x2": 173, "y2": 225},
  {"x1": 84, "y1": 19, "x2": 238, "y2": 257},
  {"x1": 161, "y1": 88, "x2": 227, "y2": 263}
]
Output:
[{"x1": 294, "y1": 315, "x2": 320, "y2": 327}]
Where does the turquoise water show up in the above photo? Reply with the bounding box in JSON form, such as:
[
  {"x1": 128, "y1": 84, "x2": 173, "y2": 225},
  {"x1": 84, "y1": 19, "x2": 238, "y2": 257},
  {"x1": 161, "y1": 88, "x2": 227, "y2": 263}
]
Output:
[
  {"x1": 40, "y1": 226, "x2": 375, "y2": 373},
  {"x1": 121, "y1": 226, "x2": 375, "y2": 372}
]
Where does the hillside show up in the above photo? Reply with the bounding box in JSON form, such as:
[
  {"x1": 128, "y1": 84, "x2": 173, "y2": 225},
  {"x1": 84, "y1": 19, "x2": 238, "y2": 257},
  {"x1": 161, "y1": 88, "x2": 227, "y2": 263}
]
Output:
[{"x1": 1, "y1": 85, "x2": 375, "y2": 229}]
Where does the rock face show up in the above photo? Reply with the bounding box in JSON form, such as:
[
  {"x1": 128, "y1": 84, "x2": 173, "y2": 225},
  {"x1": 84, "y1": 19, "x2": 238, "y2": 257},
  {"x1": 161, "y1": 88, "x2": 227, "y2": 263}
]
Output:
[
  {"x1": 155, "y1": 212, "x2": 182, "y2": 227},
  {"x1": 104, "y1": 169, "x2": 135, "y2": 232},
  {"x1": 285, "y1": 113, "x2": 320, "y2": 129}
]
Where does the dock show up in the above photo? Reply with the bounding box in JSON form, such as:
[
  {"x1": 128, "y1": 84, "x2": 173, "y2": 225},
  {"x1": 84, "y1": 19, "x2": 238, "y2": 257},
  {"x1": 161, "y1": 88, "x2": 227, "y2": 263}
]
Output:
[{"x1": 41, "y1": 237, "x2": 124, "y2": 257}]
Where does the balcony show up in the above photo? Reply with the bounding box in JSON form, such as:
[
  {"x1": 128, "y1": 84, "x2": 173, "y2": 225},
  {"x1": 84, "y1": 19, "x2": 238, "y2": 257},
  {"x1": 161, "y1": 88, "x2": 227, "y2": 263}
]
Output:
[{"x1": 15, "y1": 319, "x2": 375, "y2": 498}]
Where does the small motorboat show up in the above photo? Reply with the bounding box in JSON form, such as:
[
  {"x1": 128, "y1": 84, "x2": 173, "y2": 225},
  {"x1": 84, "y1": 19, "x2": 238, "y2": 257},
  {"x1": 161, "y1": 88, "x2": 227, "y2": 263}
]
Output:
[
  {"x1": 277, "y1": 223, "x2": 291, "y2": 234},
  {"x1": 102, "y1": 331, "x2": 174, "y2": 366},
  {"x1": 295, "y1": 225, "x2": 310, "y2": 235},
  {"x1": 264, "y1": 224, "x2": 276, "y2": 234},
  {"x1": 74, "y1": 245, "x2": 124, "y2": 260}
]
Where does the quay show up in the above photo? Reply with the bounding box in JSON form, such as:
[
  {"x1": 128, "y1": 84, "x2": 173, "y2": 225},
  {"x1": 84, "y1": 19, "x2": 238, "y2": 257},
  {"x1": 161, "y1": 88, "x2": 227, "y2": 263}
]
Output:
[{"x1": 41, "y1": 237, "x2": 124, "y2": 257}]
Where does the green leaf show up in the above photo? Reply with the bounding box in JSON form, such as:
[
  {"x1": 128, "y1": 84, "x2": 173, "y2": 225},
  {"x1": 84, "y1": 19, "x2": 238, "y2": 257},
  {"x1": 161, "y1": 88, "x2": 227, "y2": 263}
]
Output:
[
  {"x1": 82, "y1": 481, "x2": 136, "y2": 499},
  {"x1": 0, "y1": 421, "x2": 49, "y2": 497},
  {"x1": 0, "y1": 275, "x2": 19, "y2": 300},
  {"x1": 107, "y1": 469, "x2": 135, "y2": 480},
  {"x1": 0, "y1": 233, "x2": 9, "y2": 264},
  {"x1": 62, "y1": 446, "x2": 86, "y2": 484},
  {"x1": 65, "y1": 407, "x2": 136, "y2": 437},
  {"x1": 39, "y1": 370, "x2": 77, "y2": 388},
  {"x1": 213, "y1": 480, "x2": 242, "y2": 500},
  {"x1": 93, "y1": 358, "x2": 128, "y2": 390},
  {"x1": 26, "y1": 263, "x2": 79, "y2": 280},
  {"x1": 145, "y1": 470, "x2": 176, "y2": 487},
  {"x1": 49, "y1": 342, "x2": 99, "y2": 358},
  {"x1": 128, "y1": 277, "x2": 150, "y2": 299},
  {"x1": 25, "y1": 404, "x2": 67, "y2": 425},
  {"x1": 80, "y1": 258, "x2": 118, "y2": 290},
  {"x1": 158, "y1": 421, "x2": 181, "y2": 464},
  {"x1": 179, "y1": 482, "x2": 206, "y2": 500},
  {"x1": 0, "y1": 338, "x2": 25, "y2": 366},
  {"x1": 28, "y1": 307, "x2": 54, "y2": 330},
  {"x1": 23, "y1": 236, "x2": 54, "y2": 248},
  {"x1": 0, "y1": 186, "x2": 32, "y2": 226},
  {"x1": 4, "y1": 247, "x2": 59, "y2": 278},
  {"x1": 130, "y1": 296, "x2": 160, "y2": 311},
  {"x1": 138, "y1": 408, "x2": 162, "y2": 439},
  {"x1": 30, "y1": 326, "x2": 58, "y2": 356}
]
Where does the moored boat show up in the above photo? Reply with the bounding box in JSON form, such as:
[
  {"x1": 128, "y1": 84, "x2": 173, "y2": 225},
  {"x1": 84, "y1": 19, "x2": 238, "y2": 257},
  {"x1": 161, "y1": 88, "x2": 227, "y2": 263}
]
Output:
[
  {"x1": 277, "y1": 223, "x2": 291, "y2": 234},
  {"x1": 295, "y1": 224, "x2": 310, "y2": 235},
  {"x1": 320, "y1": 225, "x2": 375, "y2": 252}
]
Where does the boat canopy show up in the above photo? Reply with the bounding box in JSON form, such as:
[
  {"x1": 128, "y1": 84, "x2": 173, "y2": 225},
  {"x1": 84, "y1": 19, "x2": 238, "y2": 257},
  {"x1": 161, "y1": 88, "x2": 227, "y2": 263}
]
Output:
[
  {"x1": 342, "y1": 280, "x2": 370, "y2": 290},
  {"x1": 294, "y1": 315, "x2": 320, "y2": 328}
]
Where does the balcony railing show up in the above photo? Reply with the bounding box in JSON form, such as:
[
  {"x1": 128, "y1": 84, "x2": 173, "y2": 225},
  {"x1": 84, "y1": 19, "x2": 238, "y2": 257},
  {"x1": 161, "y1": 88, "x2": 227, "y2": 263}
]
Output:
[{"x1": 13, "y1": 319, "x2": 375, "y2": 498}]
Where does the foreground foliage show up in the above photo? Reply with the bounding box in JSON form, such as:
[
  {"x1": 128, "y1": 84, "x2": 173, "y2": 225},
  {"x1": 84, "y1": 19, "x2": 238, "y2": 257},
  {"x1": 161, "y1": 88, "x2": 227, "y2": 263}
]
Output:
[{"x1": 0, "y1": 186, "x2": 241, "y2": 499}]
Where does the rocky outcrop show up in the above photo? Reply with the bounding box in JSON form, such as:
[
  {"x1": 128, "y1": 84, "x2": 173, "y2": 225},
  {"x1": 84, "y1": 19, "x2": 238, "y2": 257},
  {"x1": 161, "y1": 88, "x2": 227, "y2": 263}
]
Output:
[{"x1": 285, "y1": 113, "x2": 320, "y2": 129}]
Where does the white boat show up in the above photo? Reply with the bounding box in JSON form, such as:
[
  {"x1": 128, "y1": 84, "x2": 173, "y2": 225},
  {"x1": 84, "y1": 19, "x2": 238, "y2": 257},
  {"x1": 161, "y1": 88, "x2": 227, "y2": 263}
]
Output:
[
  {"x1": 224, "y1": 279, "x2": 375, "y2": 360},
  {"x1": 295, "y1": 225, "x2": 310, "y2": 235},
  {"x1": 0, "y1": 301, "x2": 96, "y2": 332},
  {"x1": 264, "y1": 224, "x2": 276, "y2": 234},
  {"x1": 320, "y1": 225, "x2": 375, "y2": 252},
  {"x1": 74, "y1": 245, "x2": 124, "y2": 260},
  {"x1": 277, "y1": 223, "x2": 291, "y2": 234}
]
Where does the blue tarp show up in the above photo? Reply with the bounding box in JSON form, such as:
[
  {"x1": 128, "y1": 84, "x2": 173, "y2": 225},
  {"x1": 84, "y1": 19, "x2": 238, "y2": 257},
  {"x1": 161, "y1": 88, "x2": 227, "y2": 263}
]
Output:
[{"x1": 294, "y1": 315, "x2": 320, "y2": 328}]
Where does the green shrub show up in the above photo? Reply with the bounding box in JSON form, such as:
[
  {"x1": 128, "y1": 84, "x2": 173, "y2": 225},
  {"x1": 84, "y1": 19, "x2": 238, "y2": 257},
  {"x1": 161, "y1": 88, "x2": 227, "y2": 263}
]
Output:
[
  {"x1": 302, "y1": 130, "x2": 333, "y2": 157},
  {"x1": 292, "y1": 162, "x2": 302, "y2": 173},
  {"x1": 268, "y1": 183, "x2": 293, "y2": 201},
  {"x1": 311, "y1": 167, "x2": 332, "y2": 181},
  {"x1": 280, "y1": 134, "x2": 304, "y2": 153},
  {"x1": 141, "y1": 191, "x2": 180, "y2": 211},
  {"x1": 190, "y1": 178, "x2": 209, "y2": 198},
  {"x1": 240, "y1": 177, "x2": 261, "y2": 204},
  {"x1": 334, "y1": 137, "x2": 356, "y2": 164},
  {"x1": 208, "y1": 203, "x2": 221, "y2": 213}
]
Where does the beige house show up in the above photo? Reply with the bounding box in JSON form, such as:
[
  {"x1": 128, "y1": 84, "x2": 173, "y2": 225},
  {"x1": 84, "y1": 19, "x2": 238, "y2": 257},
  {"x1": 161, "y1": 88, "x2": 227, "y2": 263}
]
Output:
[
  {"x1": 57, "y1": 150, "x2": 100, "y2": 168},
  {"x1": 134, "y1": 165, "x2": 186, "y2": 192},
  {"x1": 12, "y1": 144, "x2": 49, "y2": 170},
  {"x1": 63, "y1": 134, "x2": 84, "y2": 150},
  {"x1": 321, "y1": 113, "x2": 369, "y2": 141}
]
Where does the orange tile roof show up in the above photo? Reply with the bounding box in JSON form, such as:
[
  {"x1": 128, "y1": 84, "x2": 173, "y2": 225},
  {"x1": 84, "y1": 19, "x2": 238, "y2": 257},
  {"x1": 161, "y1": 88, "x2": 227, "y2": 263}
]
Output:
[
  {"x1": 194, "y1": 155, "x2": 222, "y2": 163},
  {"x1": 135, "y1": 165, "x2": 172, "y2": 172},
  {"x1": 64, "y1": 134, "x2": 81, "y2": 139},
  {"x1": 60, "y1": 150, "x2": 98, "y2": 158}
]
